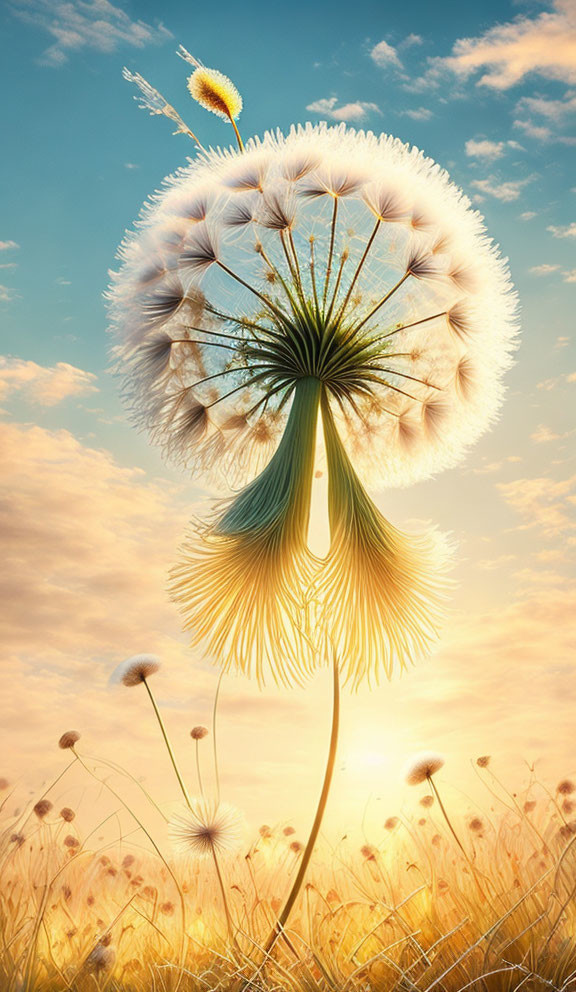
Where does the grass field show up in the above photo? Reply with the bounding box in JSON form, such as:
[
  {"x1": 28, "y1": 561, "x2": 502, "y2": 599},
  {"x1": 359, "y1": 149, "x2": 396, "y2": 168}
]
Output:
[{"x1": 2, "y1": 752, "x2": 576, "y2": 992}]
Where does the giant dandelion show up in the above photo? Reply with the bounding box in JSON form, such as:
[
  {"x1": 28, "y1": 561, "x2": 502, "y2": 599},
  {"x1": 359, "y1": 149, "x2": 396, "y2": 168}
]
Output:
[{"x1": 108, "y1": 49, "x2": 518, "y2": 958}]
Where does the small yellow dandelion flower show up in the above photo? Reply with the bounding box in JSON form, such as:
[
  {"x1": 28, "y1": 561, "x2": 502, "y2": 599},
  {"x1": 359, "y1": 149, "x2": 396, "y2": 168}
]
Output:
[{"x1": 186, "y1": 65, "x2": 242, "y2": 122}]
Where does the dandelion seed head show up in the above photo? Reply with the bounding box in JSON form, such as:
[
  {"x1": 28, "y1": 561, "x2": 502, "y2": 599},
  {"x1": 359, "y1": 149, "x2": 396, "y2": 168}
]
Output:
[
  {"x1": 190, "y1": 725, "x2": 209, "y2": 740},
  {"x1": 109, "y1": 654, "x2": 161, "y2": 687},
  {"x1": 108, "y1": 123, "x2": 518, "y2": 492},
  {"x1": 169, "y1": 798, "x2": 244, "y2": 856},
  {"x1": 405, "y1": 751, "x2": 445, "y2": 786},
  {"x1": 33, "y1": 798, "x2": 53, "y2": 819},
  {"x1": 58, "y1": 731, "x2": 80, "y2": 750}
]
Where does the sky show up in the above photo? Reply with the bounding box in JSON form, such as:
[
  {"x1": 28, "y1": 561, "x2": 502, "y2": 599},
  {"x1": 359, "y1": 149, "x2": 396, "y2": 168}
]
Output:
[{"x1": 0, "y1": 0, "x2": 575, "y2": 843}]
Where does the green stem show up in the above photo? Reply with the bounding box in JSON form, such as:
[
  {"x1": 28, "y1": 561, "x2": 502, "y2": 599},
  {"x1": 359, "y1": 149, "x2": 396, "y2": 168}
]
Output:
[{"x1": 143, "y1": 678, "x2": 193, "y2": 810}]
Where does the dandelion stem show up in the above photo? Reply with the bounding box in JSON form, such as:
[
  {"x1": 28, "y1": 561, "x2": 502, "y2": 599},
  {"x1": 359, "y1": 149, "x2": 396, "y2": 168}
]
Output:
[
  {"x1": 427, "y1": 774, "x2": 468, "y2": 859},
  {"x1": 194, "y1": 740, "x2": 204, "y2": 799},
  {"x1": 211, "y1": 841, "x2": 237, "y2": 947},
  {"x1": 213, "y1": 671, "x2": 224, "y2": 805},
  {"x1": 245, "y1": 651, "x2": 340, "y2": 983},
  {"x1": 228, "y1": 114, "x2": 244, "y2": 152},
  {"x1": 142, "y1": 677, "x2": 193, "y2": 811}
]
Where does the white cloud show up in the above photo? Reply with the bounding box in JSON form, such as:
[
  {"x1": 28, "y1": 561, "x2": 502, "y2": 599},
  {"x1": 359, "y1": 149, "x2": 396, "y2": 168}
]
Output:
[
  {"x1": 529, "y1": 263, "x2": 560, "y2": 276},
  {"x1": 547, "y1": 222, "x2": 576, "y2": 238},
  {"x1": 370, "y1": 40, "x2": 403, "y2": 69},
  {"x1": 11, "y1": 0, "x2": 172, "y2": 66},
  {"x1": 434, "y1": 0, "x2": 576, "y2": 90},
  {"x1": 520, "y1": 211, "x2": 537, "y2": 220},
  {"x1": 470, "y1": 175, "x2": 533, "y2": 202},
  {"x1": 513, "y1": 118, "x2": 553, "y2": 141},
  {"x1": 517, "y1": 92, "x2": 576, "y2": 122},
  {"x1": 0, "y1": 356, "x2": 98, "y2": 406},
  {"x1": 0, "y1": 240, "x2": 19, "y2": 251},
  {"x1": 465, "y1": 139, "x2": 505, "y2": 160},
  {"x1": 530, "y1": 425, "x2": 561, "y2": 444},
  {"x1": 306, "y1": 97, "x2": 380, "y2": 122},
  {"x1": 0, "y1": 285, "x2": 17, "y2": 303},
  {"x1": 564, "y1": 269, "x2": 576, "y2": 282},
  {"x1": 400, "y1": 33, "x2": 423, "y2": 48},
  {"x1": 401, "y1": 107, "x2": 433, "y2": 121}
]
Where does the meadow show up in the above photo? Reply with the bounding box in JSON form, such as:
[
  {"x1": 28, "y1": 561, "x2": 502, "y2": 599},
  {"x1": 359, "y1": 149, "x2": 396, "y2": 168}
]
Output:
[{"x1": 2, "y1": 748, "x2": 576, "y2": 992}]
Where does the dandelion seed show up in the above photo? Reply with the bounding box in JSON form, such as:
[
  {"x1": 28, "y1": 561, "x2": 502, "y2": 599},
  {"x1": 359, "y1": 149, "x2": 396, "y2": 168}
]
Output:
[
  {"x1": 384, "y1": 817, "x2": 398, "y2": 830},
  {"x1": 0, "y1": 777, "x2": 9, "y2": 790},
  {"x1": 64, "y1": 835, "x2": 80, "y2": 848},
  {"x1": 283, "y1": 826, "x2": 296, "y2": 836},
  {"x1": 420, "y1": 795, "x2": 434, "y2": 808},
  {"x1": 476, "y1": 755, "x2": 491, "y2": 768},
  {"x1": 468, "y1": 817, "x2": 484, "y2": 833},
  {"x1": 524, "y1": 800, "x2": 537, "y2": 813},
  {"x1": 10, "y1": 832, "x2": 25, "y2": 847},
  {"x1": 557, "y1": 779, "x2": 575, "y2": 795},
  {"x1": 290, "y1": 840, "x2": 303, "y2": 854},
  {"x1": 60, "y1": 807, "x2": 75, "y2": 822},
  {"x1": 58, "y1": 730, "x2": 80, "y2": 750},
  {"x1": 169, "y1": 798, "x2": 244, "y2": 857},
  {"x1": 109, "y1": 654, "x2": 161, "y2": 687}
]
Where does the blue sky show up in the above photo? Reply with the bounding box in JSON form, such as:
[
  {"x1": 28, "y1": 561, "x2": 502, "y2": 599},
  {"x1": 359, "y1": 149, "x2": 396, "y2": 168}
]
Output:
[{"x1": 1, "y1": 0, "x2": 575, "y2": 827}]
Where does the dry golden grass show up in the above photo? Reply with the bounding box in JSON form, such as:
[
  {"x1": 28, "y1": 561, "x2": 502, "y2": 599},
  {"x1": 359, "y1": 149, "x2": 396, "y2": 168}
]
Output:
[{"x1": 2, "y1": 756, "x2": 576, "y2": 992}]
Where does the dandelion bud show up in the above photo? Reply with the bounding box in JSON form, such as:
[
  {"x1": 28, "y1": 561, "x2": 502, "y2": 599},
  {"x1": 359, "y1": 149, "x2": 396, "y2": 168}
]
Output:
[
  {"x1": 190, "y1": 725, "x2": 209, "y2": 740},
  {"x1": 58, "y1": 731, "x2": 80, "y2": 750}
]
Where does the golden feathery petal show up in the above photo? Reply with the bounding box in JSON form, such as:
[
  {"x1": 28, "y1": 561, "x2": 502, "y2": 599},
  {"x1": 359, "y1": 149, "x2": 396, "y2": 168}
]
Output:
[
  {"x1": 312, "y1": 393, "x2": 453, "y2": 689},
  {"x1": 169, "y1": 377, "x2": 322, "y2": 686}
]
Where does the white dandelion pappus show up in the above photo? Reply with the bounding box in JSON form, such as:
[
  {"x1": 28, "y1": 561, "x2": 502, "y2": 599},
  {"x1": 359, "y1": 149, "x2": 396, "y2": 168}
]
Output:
[
  {"x1": 169, "y1": 799, "x2": 245, "y2": 856},
  {"x1": 108, "y1": 123, "x2": 517, "y2": 491}
]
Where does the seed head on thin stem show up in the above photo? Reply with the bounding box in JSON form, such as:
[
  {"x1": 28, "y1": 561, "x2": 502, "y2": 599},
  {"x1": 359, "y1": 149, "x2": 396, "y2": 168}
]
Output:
[
  {"x1": 405, "y1": 751, "x2": 445, "y2": 787},
  {"x1": 58, "y1": 731, "x2": 80, "y2": 750},
  {"x1": 109, "y1": 654, "x2": 161, "y2": 687}
]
